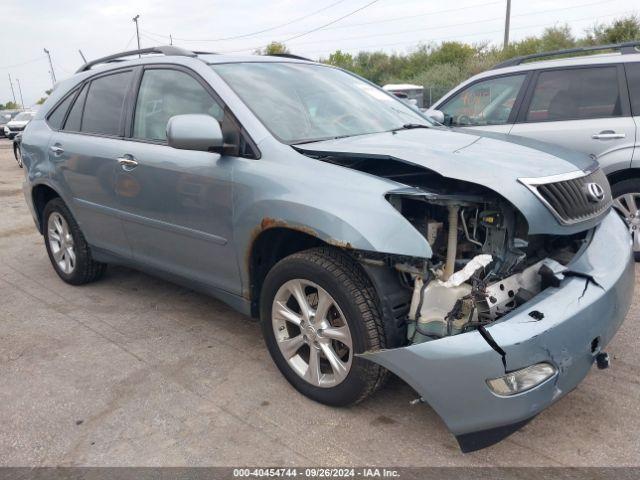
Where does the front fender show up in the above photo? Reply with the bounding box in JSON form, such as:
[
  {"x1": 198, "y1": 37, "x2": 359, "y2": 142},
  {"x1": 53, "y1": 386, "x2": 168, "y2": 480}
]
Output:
[{"x1": 231, "y1": 153, "x2": 432, "y2": 294}]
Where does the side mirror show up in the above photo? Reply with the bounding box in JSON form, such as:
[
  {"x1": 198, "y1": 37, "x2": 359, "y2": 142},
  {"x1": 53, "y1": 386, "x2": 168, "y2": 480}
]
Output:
[
  {"x1": 426, "y1": 109, "x2": 445, "y2": 124},
  {"x1": 166, "y1": 114, "x2": 224, "y2": 153}
]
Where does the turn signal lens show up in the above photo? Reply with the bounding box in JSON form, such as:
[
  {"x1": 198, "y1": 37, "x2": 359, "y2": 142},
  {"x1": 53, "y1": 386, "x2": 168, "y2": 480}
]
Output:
[{"x1": 486, "y1": 362, "x2": 557, "y2": 396}]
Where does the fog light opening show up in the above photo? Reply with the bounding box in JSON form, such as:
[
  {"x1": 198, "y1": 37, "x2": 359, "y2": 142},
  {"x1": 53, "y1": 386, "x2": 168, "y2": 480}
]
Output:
[{"x1": 486, "y1": 362, "x2": 557, "y2": 397}]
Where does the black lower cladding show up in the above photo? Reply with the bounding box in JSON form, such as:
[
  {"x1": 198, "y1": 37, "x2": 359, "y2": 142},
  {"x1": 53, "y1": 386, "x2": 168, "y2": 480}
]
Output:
[{"x1": 456, "y1": 416, "x2": 536, "y2": 453}]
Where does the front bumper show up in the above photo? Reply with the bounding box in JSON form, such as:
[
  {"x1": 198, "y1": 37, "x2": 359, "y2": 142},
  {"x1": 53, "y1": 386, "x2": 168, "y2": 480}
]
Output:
[{"x1": 362, "y1": 210, "x2": 634, "y2": 451}]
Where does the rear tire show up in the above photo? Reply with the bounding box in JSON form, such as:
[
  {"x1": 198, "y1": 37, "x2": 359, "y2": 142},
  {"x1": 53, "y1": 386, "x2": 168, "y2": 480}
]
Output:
[
  {"x1": 260, "y1": 247, "x2": 387, "y2": 406},
  {"x1": 43, "y1": 198, "x2": 107, "y2": 285},
  {"x1": 611, "y1": 179, "x2": 640, "y2": 262},
  {"x1": 14, "y1": 144, "x2": 22, "y2": 168}
]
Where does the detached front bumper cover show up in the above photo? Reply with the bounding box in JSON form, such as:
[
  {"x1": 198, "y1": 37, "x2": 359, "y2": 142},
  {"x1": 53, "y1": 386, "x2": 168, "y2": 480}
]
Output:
[{"x1": 360, "y1": 211, "x2": 634, "y2": 452}]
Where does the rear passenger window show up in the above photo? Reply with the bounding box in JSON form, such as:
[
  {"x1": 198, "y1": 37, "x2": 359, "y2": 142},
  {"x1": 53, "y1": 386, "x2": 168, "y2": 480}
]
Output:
[
  {"x1": 133, "y1": 69, "x2": 224, "y2": 141},
  {"x1": 526, "y1": 67, "x2": 621, "y2": 122},
  {"x1": 81, "y1": 71, "x2": 133, "y2": 136},
  {"x1": 47, "y1": 92, "x2": 75, "y2": 130},
  {"x1": 626, "y1": 63, "x2": 640, "y2": 116},
  {"x1": 63, "y1": 84, "x2": 88, "y2": 132}
]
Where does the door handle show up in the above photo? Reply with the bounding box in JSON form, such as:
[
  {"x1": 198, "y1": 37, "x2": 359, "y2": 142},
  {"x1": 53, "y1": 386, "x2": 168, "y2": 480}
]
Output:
[
  {"x1": 50, "y1": 145, "x2": 64, "y2": 155},
  {"x1": 592, "y1": 130, "x2": 626, "y2": 140},
  {"x1": 117, "y1": 156, "x2": 138, "y2": 170}
]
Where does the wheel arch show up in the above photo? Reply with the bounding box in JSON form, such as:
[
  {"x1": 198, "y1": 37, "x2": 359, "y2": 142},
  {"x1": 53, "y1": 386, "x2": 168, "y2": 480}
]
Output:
[
  {"x1": 248, "y1": 227, "x2": 325, "y2": 317},
  {"x1": 607, "y1": 168, "x2": 640, "y2": 186},
  {"x1": 31, "y1": 183, "x2": 63, "y2": 234}
]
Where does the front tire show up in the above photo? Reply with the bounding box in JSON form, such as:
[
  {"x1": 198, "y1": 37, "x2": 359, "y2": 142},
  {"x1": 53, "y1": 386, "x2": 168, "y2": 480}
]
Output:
[
  {"x1": 611, "y1": 179, "x2": 640, "y2": 262},
  {"x1": 43, "y1": 198, "x2": 107, "y2": 285},
  {"x1": 260, "y1": 247, "x2": 387, "y2": 407}
]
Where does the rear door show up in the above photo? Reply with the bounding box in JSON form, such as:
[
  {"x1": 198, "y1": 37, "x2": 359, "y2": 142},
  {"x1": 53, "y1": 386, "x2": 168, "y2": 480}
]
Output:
[
  {"x1": 48, "y1": 69, "x2": 135, "y2": 258},
  {"x1": 436, "y1": 73, "x2": 529, "y2": 133},
  {"x1": 625, "y1": 62, "x2": 640, "y2": 166},
  {"x1": 510, "y1": 65, "x2": 636, "y2": 174}
]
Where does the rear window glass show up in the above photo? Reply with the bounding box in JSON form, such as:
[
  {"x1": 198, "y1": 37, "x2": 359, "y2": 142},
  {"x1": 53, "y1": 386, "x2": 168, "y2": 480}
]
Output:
[
  {"x1": 63, "y1": 84, "x2": 88, "y2": 132},
  {"x1": 47, "y1": 92, "x2": 76, "y2": 130},
  {"x1": 526, "y1": 67, "x2": 621, "y2": 122},
  {"x1": 626, "y1": 63, "x2": 640, "y2": 116},
  {"x1": 81, "y1": 71, "x2": 132, "y2": 136}
]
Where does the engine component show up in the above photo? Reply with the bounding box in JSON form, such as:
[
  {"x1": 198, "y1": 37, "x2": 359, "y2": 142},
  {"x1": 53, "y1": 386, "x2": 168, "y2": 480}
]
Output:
[
  {"x1": 408, "y1": 254, "x2": 493, "y2": 342},
  {"x1": 444, "y1": 205, "x2": 460, "y2": 280}
]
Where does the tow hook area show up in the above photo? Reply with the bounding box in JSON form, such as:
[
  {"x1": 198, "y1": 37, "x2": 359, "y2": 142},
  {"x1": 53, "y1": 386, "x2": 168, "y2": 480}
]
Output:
[{"x1": 596, "y1": 352, "x2": 610, "y2": 370}]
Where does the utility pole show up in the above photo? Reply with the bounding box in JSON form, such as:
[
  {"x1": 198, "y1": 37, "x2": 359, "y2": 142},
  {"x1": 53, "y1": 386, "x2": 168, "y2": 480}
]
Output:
[
  {"x1": 16, "y1": 78, "x2": 25, "y2": 110},
  {"x1": 7, "y1": 73, "x2": 17, "y2": 105},
  {"x1": 43, "y1": 48, "x2": 56, "y2": 85},
  {"x1": 170, "y1": 34, "x2": 173, "y2": 45},
  {"x1": 133, "y1": 15, "x2": 141, "y2": 56},
  {"x1": 503, "y1": 0, "x2": 511, "y2": 49}
]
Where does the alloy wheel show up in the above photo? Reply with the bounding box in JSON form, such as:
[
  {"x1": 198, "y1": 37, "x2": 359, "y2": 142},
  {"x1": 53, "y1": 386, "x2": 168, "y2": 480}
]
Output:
[
  {"x1": 272, "y1": 279, "x2": 353, "y2": 388},
  {"x1": 613, "y1": 193, "x2": 640, "y2": 255},
  {"x1": 47, "y1": 212, "x2": 76, "y2": 274}
]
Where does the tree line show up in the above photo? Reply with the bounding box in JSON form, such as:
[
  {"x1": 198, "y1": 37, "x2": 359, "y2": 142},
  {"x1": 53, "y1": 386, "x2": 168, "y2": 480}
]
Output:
[{"x1": 260, "y1": 15, "x2": 640, "y2": 103}]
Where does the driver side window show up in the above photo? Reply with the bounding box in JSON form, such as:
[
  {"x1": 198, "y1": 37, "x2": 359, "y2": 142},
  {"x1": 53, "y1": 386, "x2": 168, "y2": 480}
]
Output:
[
  {"x1": 440, "y1": 74, "x2": 525, "y2": 127},
  {"x1": 133, "y1": 69, "x2": 224, "y2": 141}
]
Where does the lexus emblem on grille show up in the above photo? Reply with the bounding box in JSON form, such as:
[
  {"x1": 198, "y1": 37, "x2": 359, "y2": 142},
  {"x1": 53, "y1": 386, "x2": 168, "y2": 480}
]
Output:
[{"x1": 585, "y1": 182, "x2": 605, "y2": 203}]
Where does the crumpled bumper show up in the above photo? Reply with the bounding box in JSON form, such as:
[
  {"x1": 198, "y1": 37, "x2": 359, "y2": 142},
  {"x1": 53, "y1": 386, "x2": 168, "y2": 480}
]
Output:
[{"x1": 361, "y1": 211, "x2": 634, "y2": 451}]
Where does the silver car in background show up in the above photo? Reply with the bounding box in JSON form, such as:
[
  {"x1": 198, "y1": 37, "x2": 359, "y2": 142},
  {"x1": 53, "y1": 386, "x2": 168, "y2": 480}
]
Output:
[
  {"x1": 19, "y1": 47, "x2": 633, "y2": 452},
  {"x1": 427, "y1": 41, "x2": 640, "y2": 260}
]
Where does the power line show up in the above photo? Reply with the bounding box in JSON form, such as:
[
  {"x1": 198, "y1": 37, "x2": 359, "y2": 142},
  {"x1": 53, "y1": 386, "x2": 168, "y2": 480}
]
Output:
[
  {"x1": 148, "y1": 0, "x2": 351, "y2": 42},
  {"x1": 0, "y1": 56, "x2": 46, "y2": 70},
  {"x1": 222, "y1": 0, "x2": 619, "y2": 52},
  {"x1": 223, "y1": 0, "x2": 382, "y2": 53},
  {"x1": 281, "y1": 0, "x2": 380, "y2": 42}
]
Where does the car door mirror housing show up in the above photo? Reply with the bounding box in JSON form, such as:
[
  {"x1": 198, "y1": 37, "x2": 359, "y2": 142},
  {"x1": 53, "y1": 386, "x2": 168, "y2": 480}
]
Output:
[
  {"x1": 426, "y1": 109, "x2": 445, "y2": 124},
  {"x1": 166, "y1": 114, "x2": 224, "y2": 153}
]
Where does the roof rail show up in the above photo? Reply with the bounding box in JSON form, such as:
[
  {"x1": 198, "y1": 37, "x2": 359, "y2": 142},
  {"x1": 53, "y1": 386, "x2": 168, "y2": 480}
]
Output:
[
  {"x1": 265, "y1": 53, "x2": 314, "y2": 62},
  {"x1": 492, "y1": 40, "x2": 640, "y2": 69},
  {"x1": 76, "y1": 46, "x2": 200, "y2": 73}
]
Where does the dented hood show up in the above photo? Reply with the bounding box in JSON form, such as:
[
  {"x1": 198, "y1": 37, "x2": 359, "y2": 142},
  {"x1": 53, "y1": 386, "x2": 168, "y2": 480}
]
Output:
[{"x1": 295, "y1": 128, "x2": 600, "y2": 235}]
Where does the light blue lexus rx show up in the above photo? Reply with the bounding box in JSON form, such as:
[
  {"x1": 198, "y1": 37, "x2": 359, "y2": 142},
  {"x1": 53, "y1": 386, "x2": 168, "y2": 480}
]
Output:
[{"x1": 19, "y1": 46, "x2": 634, "y2": 452}]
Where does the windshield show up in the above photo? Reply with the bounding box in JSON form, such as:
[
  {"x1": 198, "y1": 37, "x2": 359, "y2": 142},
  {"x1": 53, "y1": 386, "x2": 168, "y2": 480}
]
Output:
[
  {"x1": 211, "y1": 62, "x2": 430, "y2": 144},
  {"x1": 13, "y1": 112, "x2": 33, "y2": 122}
]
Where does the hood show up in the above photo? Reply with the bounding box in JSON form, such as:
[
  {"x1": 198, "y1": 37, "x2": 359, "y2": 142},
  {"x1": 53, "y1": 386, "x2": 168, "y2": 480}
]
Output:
[
  {"x1": 7, "y1": 120, "x2": 30, "y2": 127},
  {"x1": 295, "y1": 128, "x2": 602, "y2": 235}
]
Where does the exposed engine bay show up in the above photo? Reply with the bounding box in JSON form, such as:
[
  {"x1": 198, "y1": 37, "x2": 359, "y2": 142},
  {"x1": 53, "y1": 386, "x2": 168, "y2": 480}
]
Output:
[
  {"x1": 300, "y1": 151, "x2": 593, "y2": 346},
  {"x1": 385, "y1": 178, "x2": 588, "y2": 345}
]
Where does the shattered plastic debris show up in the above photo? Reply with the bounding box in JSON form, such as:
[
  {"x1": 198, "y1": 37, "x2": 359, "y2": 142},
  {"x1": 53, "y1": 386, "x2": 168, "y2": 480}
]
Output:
[{"x1": 441, "y1": 254, "x2": 493, "y2": 288}]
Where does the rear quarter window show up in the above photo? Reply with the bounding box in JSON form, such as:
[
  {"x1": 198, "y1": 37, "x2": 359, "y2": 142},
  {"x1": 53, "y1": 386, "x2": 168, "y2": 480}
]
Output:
[{"x1": 46, "y1": 91, "x2": 76, "y2": 130}]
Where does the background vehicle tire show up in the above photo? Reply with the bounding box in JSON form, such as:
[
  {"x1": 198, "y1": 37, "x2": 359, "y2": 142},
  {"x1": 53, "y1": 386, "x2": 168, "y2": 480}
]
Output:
[
  {"x1": 14, "y1": 144, "x2": 22, "y2": 168},
  {"x1": 611, "y1": 179, "x2": 640, "y2": 262},
  {"x1": 260, "y1": 247, "x2": 387, "y2": 407},
  {"x1": 43, "y1": 198, "x2": 107, "y2": 285}
]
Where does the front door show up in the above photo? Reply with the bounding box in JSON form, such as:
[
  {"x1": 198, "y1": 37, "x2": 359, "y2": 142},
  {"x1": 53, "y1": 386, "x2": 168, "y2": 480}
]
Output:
[
  {"x1": 510, "y1": 65, "x2": 636, "y2": 174},
  {"x1": 114, "y1": 67, "x2": 240, "y2": 294},
  {"x1": 436, "y1": 73, "x2": 528, "y2": 134}
]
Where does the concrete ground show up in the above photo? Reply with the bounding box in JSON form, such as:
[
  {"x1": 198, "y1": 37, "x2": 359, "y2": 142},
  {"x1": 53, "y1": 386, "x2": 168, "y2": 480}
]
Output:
[{"x1": 0, "y1": 139, "x2": 639, "y2": 467}]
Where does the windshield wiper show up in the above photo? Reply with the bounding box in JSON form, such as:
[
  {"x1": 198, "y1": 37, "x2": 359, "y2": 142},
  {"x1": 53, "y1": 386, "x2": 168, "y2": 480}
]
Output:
[
  {"x1": 292, "y1": 134, "x2": 356, "y2": 145},
  {"x1": 392, "y1": 123, "x2": 431, "y2": 131}
]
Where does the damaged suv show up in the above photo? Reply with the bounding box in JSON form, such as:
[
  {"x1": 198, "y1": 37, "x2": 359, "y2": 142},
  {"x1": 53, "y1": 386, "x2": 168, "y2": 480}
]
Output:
[{"x1": 20, "y1": 47, "x2": 634, "y2": 452}]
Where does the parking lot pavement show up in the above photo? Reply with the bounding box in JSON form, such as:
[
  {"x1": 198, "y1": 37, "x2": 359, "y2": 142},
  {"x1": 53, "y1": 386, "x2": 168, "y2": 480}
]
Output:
[{"x1": 0, "y1": 139, "x2": 639, "y2": 467}]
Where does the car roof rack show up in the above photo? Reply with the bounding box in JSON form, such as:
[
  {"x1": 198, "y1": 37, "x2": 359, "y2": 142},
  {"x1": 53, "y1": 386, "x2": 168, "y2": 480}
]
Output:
[
  {"x1": 492, "y1": 40, "x2": 640, "y2": 69},
  {"x1": 265, "y1": 53, "x2": 314, "y2": 62},
  {"x1": 76, "y1": 46, "x2": 212, "y2": 73}
]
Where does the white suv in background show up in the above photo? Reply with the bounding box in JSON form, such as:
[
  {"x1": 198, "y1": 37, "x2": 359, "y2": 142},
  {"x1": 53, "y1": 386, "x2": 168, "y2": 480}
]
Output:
[{"x1": 427, "y1": 41, "x2": 640, "y2": 260}]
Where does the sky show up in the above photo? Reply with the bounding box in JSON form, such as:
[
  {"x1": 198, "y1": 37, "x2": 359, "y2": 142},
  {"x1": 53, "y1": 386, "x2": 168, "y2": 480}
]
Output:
[{"x1": 1, "y1": 0, "x2": 637, "y2": 107}]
